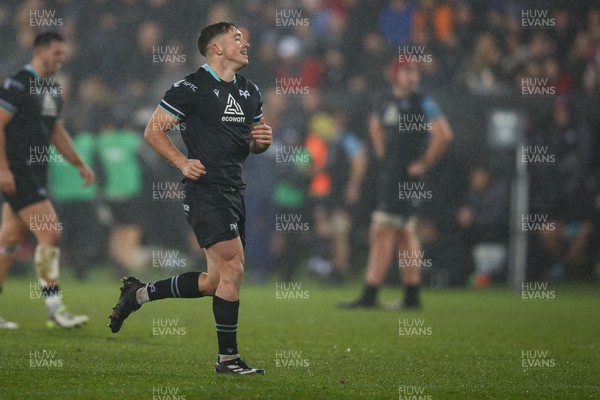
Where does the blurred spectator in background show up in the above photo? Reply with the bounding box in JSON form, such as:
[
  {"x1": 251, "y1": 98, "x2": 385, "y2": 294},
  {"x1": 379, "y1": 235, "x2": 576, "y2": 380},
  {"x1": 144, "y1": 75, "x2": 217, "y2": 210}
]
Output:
[
  {"x1": 551, "y1": 8, "x2": 576, "y2": 62},
  {"x1": 70, "y1": 76, "x2": 113, "y2": 133},
  {"x1": 49, "y1": 132, "x2": 100, "y2": 281},
  {"x1": 243, "y1": 88, "x2": 278, "y2": 283},
  {"x1": 355, "y1": 32, "x2": 390, "y2": 90},
  {"x1": 97, "y1": 126, "x2": 144, "y2": 276},
  {"x1": 305, "y1": 111, "x2": 335, "y2": 278},
  {"x1": 412, "y1": 0, "x2": 454, "y2": 45},
  {"x1": 568, "y1": 31, "x2": 593, "y2": 93},
  {"x1": 0, "y1": 0, "x2": 598, "y2": 283},
  {"x1": 323, "y1": 109, "x2": 367, "y2": 283},
  {"x1": 499, "y1": 32, "x2": 528, "y2": 84},
  {"x1": 456, "y1": 164, "x2": 509, "y2": 288},
  {"x1": 459, "y1": 32, "x2": 506, "y2": 94},
  {"x1": 379, "y1": 0, "x2": 415, "y2": 46},
  {"x1": 539, "y1": 96, "x2": 595, "y2": 280}
]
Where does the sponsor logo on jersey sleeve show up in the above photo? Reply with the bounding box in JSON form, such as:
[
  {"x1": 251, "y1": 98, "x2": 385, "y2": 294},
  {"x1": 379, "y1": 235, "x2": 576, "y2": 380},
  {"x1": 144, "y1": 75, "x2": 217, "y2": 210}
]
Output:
[{"x1": 173, "y1": 79, "x2": 198, "y2": 92}]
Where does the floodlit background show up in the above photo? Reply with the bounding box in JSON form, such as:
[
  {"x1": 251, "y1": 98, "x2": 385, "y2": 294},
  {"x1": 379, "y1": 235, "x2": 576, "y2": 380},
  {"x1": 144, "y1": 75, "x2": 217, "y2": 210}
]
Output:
[
  {"x1": 1, "y1": 0, "x2": 599, "y2": 285},
  {"x1": 1, "y1": 1, "x2": 600, "y2": 399}
]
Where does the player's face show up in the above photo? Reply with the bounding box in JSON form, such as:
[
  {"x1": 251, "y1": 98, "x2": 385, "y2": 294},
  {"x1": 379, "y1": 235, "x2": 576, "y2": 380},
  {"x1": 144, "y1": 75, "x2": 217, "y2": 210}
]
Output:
[
  {"x1": 219, "y1": 29, "x2": 249, "y2": 68},
  {"x1": 395, "y1": 63, "x2": 420, "y2": 93},
  {"x1": 38, "y1": 41, "x2": 66, "y2": 76}
]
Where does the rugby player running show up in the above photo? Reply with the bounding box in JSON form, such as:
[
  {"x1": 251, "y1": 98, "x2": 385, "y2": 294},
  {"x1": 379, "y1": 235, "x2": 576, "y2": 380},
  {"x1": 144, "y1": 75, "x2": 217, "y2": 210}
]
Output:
[{"x1": 108, "y1": 22, "x2": 271, "y2": 375}]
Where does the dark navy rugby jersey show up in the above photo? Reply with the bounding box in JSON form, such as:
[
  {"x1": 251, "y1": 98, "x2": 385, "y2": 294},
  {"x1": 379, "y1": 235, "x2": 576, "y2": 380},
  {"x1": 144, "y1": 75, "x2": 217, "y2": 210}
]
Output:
[
  {"x1": 372, "y1": 90, "x2": 443, "y2": 204},
  {"x1": 0, "y1": 65, "x2": 62, "y2": 168},
  {"x1": 159, "y1": 63, "x2": 263, "y2": 188}
]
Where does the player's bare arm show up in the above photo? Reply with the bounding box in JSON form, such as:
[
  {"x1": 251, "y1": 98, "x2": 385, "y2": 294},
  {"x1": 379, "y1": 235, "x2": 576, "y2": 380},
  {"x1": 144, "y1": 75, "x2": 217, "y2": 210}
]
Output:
[
  {"x1": 249, "y1": 116, "x2": 272, "y2": 154},
  {"x1": 346, "y1": 147, "x2": 367, "y2": 205},
  {"x1": 0, "y1": 108, "x2": 15, "y2": 195},
  {"x1": 369, "y1": 113, "x2": 385, "y2": 160},
  {"x1": 144, "y1": 107, "x2": 206, "y2": 180},
  {"x1": 407, "y1": 116, "x2": 453, "y2": 177},
  {"x1": 50, "y1": 120, "x2": 95, "y2": 186}
]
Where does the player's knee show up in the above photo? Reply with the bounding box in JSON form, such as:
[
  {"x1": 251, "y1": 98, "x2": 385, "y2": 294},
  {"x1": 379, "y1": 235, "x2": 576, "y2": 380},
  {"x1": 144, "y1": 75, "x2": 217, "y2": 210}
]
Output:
[
  {"x1": 0, "y1": 241, "x2": 22, "y2": 257},
  {"x1": 218, "y1": 257, "x2": 244, "y2": 284},
  {"x1": 0, "y1": 225, "x2": 26, "y2": 243},
  {"x1": 226, "y1": 259, "x2": 244, "y2": 278},
  {"x1": 0, "y1": 226, "x2": 26, "y2": 255}
]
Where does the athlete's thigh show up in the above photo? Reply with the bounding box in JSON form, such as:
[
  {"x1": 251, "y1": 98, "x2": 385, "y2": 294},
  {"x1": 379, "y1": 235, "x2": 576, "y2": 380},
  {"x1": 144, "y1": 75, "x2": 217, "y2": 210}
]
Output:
[
  {"x1": 204, "y1": 237, "x2": 245, "y2": 271},
  {"x1": 183, "y1": 183, "x2": 243, "y2": 249},
  {"x1": 0, "y1": 203, "x2": 28, "y2": 239},
  {"x1": 17, "y1": 199, "x2": 61, "y2": 241}
]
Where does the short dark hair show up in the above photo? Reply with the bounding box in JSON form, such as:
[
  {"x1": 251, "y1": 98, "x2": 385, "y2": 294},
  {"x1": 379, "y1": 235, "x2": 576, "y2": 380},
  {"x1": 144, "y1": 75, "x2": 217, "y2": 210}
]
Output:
[
  {"x1": 197, "y1": 21, "x2": 238, "y2": 57},
  {"x1": 33, "y1": 32, "x2": 64, "y2": 48}
]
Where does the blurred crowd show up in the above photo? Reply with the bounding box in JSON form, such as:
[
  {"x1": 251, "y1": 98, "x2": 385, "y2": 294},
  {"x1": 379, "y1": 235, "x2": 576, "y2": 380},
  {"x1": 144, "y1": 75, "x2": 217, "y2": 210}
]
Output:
[{"x1": 1, "y1": 0, "x2": 599, "y2": 284}]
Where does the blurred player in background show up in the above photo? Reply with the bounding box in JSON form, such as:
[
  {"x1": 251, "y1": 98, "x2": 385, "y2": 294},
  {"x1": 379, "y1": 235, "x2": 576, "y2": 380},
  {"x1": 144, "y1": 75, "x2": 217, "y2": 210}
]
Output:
[
  {"x1": 340, "y1": 58, "x2": 452, "y2": 310},
  {"x1": 108, "y1": 22, "x2": 271, "y2": 375},
  {"x1": 0, "y1": 32, "x2": 95, "y2": 329}
]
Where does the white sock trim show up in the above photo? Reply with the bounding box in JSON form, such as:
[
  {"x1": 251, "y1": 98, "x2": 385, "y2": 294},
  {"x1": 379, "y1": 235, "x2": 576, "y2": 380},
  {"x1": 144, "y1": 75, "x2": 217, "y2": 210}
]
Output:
[
  {"x1": 219, "y1": 353, "x2": 240, "y2": 363},
  {"x1": 136, "y1": 286, "x2": 149, "y2": 305}
]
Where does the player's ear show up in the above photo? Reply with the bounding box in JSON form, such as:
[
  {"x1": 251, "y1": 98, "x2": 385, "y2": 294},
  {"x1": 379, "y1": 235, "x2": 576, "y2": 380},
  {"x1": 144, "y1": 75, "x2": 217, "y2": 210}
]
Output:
[{"x1": 211, "y1": 41, "x2": 223, "y2": 55}]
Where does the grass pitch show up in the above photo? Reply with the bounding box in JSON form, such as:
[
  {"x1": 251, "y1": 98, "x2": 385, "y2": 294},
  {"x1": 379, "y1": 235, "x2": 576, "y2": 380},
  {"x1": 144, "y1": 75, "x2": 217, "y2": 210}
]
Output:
[{"x1": 0, "y1": 273, "x2": 598, "y2": 399}]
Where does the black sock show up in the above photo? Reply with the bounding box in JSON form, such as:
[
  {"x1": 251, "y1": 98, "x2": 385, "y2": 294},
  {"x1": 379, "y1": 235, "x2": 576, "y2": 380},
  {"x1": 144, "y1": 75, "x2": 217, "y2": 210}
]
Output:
[
  {"x1": 42, "y1": 284, "x2": 60, "y2": 299},
  {"x1": 362, "y1": 285, "x2": 378, "y2": 305},
  {"x1": 147, "y1": 272, "x2": 203, "y2": 301},
  {"x1": 404, "y1": 285, "x2": 420, "y2": 306},
  {"x1": 213, "y1": 296, "x2": 239, "y2": 356}
]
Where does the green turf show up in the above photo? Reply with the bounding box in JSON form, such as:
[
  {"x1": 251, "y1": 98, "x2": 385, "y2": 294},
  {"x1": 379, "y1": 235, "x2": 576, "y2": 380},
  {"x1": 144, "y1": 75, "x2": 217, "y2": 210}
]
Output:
[{"x1": 0, "y1": 273, "x2": 598, "y2": 399}]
